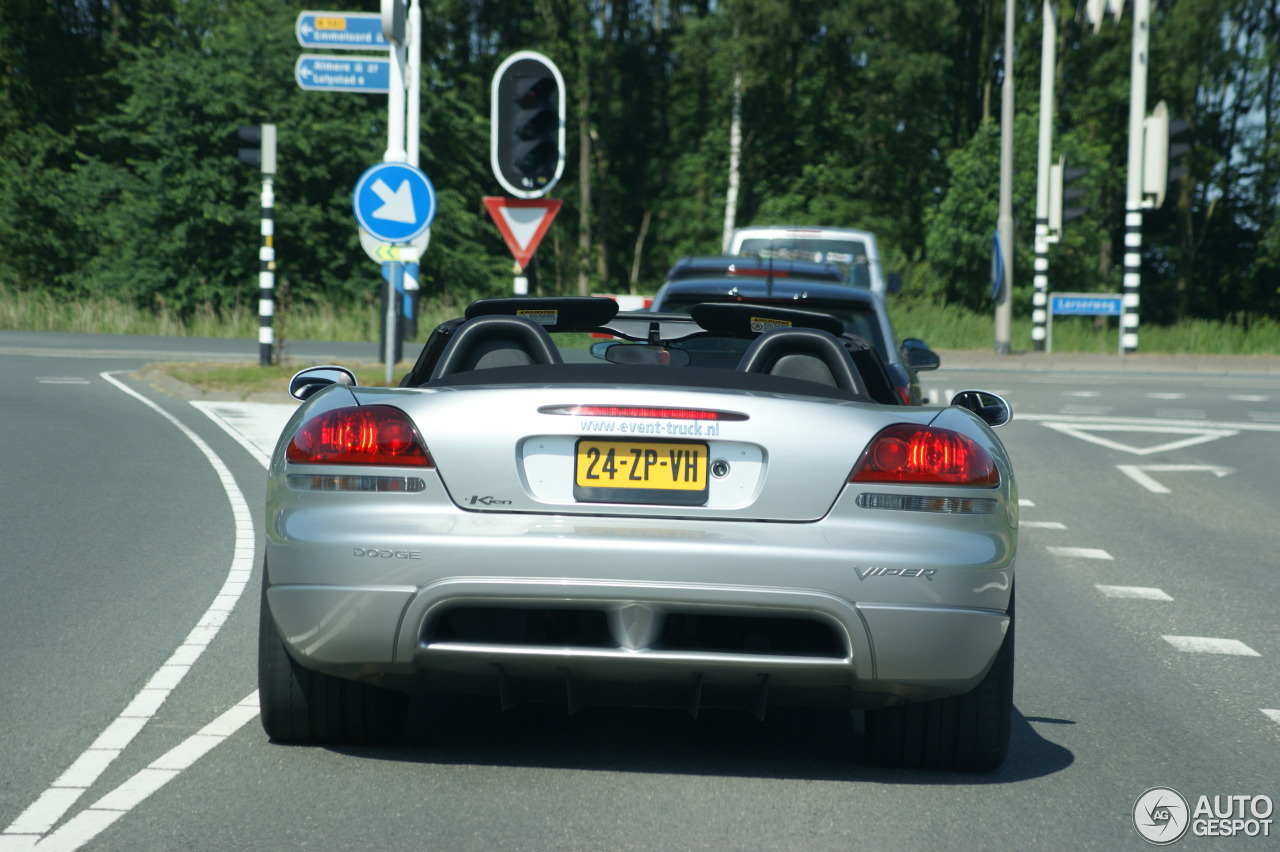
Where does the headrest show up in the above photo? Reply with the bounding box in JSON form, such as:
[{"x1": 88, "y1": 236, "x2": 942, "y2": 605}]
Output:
[
  {"x1": 689, "y1": 302, "x2": 845, "y2": 338},
  {"x1": 464, "y1": 297, "x2": 619, "y2": 331}
]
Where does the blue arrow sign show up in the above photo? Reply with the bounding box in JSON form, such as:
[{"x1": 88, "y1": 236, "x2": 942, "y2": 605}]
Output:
[
  {"x1": 295, "y1": 54, "x2": 389, "y2": 93},
  {"x1": 296, "y1": 11, "x2": 390, "y2": 50},
  {"x1": 353, "y1": 162, "x2": 437, "y2": 244}
]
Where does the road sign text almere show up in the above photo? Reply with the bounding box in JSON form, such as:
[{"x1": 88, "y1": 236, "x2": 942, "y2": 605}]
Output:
[{"x1": 295, "y1": 55, "x2": 390, "y2": 93}]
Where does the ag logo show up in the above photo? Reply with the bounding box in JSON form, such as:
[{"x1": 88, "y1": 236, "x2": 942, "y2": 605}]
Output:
[{"x1": 1134, "y1": 787, "x2": 1190, "y2": 845}]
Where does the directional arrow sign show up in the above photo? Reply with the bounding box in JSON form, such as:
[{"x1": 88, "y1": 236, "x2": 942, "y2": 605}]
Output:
[
  {"x1": 1116, "y1": 464, "x2": 1234, "y2": 494},
  {"x1": 295, "y1": 54, "x2": 390, "y2": 93},
  {"x1": 483, "y1": 197, "x2": 562, "y2": 269},
  {"x1": 296, "y1": 11, "x2": 390, "y2": 49},
  {"x1": 360, "y1": 227, "x2": 429, "y2": 264},
  {"x1": 353, "y1": 162, "x2": 436, "y2": 243}
]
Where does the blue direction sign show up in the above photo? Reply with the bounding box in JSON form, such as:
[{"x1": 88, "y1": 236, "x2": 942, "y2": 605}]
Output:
[
  {"x1": 1050, "y1": 293, "x2": 1123, "y2": 316},
  {"x1": 296, "y1": 11, "x2": 390, "y2": 50},
  {"x1": 295, "y1": 54, "x2": 389, "y2": 93},
  {"x1": 353, "y1": 162, "x2": 437, "y2": 244}
]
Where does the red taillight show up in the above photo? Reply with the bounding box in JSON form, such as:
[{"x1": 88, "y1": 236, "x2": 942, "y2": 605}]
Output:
[
  {"x1": 850, "y1": 425, "x2": 998, "y2": 486},
  {"x1": 286, "y1": 406, "x2": 432, "y2": 467}
]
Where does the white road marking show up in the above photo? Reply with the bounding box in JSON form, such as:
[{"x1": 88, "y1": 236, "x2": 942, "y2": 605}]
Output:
[
  {"x1": 1020, "y1": 411, "x2": 1280, "y2": 434},
  {"x1": 1064, "y1": 391, "x2": 1102, "y2": 397},
  {"x1": 1262, "y1": 709, "x2": 1280, "y2": 726},
  {"x1": 1162, "y1": 636, "x2": 1260, "y2": 656},
  {"x1": 192, "y1": 401, "x2": 297, "y2": 467},
  {"x1": 1095, "y1": 585, "x2": 1173, "y2": 601},
  {"x1": 1146, "y1": 392, "x2": 1187, "y2": 400},
  {"x1": 1059, "y1": 404, "x2": 1113, "y2": 416},
  {"x1": 1116, "y1": 464, "x2": 1234, "y2": 494},
  {"x1": 1229, "y1": 395, "x2": 1268, "y2": 402},
  {"x1": 1, "y1": 375, "x2": 259, "y2": 849},
  {"x1": 1047, "y1": 546, "x2": 1113, "y2": 560},
  {"x1": 32, "y1": 694, "x2": 259, "y2": 852},
  {"x1": 1040, "y1": 421, "x2": 1237, "y2": 455},
  {"x1": 1022, "y1": 520, "x2": 1067, "y2": 529},
  {"x1": 1019, "y1": 499, "x2": 1035, "y2": 507},
  {"x1": 37, "y1": 378, "x2": 91, "y2": 385}
]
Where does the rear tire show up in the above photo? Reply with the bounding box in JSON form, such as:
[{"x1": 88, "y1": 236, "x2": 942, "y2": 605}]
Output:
[
  {"x1": 258, "y1": 572, "x2": 408, "y2": 746},
  {"x1": 864, "y1": 599, "x2": 1014, "y2": 772}
]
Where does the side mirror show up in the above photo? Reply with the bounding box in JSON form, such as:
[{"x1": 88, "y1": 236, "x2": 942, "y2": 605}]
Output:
[
  {"x1": 289, "y1": 366, "x2": 357, "y2": 401},
  {"x1": 886, "y1": 272, "x2": 903, "y2": 294},
  {"x1": 950, "y1": 390, "x2": 1012, "y2": 428},
  {"x1": 900, "y1": 338, "x2": 941, "y2": 371}
]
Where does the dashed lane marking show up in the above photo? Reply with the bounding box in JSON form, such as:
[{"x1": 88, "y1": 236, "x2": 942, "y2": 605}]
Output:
[
  {"x1": 1022, "y1": 521, "x2": 1067, "y2": 529},
  {"x1": 1095, "y1": 585, "x2": 1174, "y2": 601},
  {"x1": 1162, "y1": 636, "x2": 1261, "y2": 656},
  {"x1": 1047, "y1": 546, "x2": 1113, "y2": 560}
]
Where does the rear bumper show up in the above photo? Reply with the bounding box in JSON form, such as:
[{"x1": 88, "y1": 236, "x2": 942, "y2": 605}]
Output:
[
  {"x1": 265, "y1": 486, "x2": 1013, "y2": 708},
  {"x1": 266, "y1": 576, "x2": 1010, "y2": 708}
]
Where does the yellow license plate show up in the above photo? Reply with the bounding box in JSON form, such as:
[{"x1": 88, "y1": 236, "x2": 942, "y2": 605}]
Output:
[{"x1": 573, "y1": 440, "x2": 708, "y2": 505}]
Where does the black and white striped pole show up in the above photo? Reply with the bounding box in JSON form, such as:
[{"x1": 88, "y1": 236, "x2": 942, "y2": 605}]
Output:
[
  {"x1": 1087, "y1": 0, "x2": 1149, "y2": 354},
  {"x1": 238, "y1": 123, "x2": 278, "y2": 365},
  {"x1": 1032, "y1": 0, "x2": 1056, "y2": 352}
]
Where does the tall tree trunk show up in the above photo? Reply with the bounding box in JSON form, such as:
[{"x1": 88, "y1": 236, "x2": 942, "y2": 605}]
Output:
[{"x1": 721, "y1": 67, "x2": 743, "y2": 252}]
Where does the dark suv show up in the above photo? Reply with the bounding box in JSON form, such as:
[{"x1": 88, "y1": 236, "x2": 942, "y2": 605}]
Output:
[{"x1": 652, "y1": 258, "x2": 939, "y2": 404}]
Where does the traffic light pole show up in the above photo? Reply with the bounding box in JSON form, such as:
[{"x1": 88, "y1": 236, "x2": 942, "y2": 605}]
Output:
[
  {"x1": 1032, "y1": 0, "x2": 1056, "y2": 353},
  {"x1": 994, "y1": 0, "x2": 1015, "y2": 355},
  {"x1": 1121, "y1": 0, "x2": 1150, "y2": 355},
  {"x1": 258, "y1": 174, "x2": 276, "y2": 366},
  {"x1": 238, "y1": 123, "x2": 278, "y2": 366}
]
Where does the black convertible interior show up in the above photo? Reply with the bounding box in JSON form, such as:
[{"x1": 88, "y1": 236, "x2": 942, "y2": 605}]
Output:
[{"x1": 399, "y1": 297, "x2": 901, "y2": 405}]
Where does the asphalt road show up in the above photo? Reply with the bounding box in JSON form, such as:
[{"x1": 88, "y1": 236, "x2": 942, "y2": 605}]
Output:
[{"x1": 2, "y1": 331, "x2": 1278, "y2": 850}]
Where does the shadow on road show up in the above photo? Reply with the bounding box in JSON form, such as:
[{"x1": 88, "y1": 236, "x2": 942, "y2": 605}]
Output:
[{"x1": 337, "y1": 695, "x2": 1074, "y2": 784}]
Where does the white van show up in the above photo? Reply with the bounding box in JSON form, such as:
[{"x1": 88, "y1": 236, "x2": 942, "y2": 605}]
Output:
[{"x1": 727, "y1": 226, "x2": 901, "y2": 296}]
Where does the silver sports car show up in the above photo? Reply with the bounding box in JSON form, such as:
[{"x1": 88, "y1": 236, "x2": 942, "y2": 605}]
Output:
[{"x1": 259, "y1": 297, "x2": 1017, "y2": 772}]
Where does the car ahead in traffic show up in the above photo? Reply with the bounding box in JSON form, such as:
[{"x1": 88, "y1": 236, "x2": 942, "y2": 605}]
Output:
[
  {"x1": 727, "y1": 225, "x2": 902, "y2": 296},
  {"x1": 651, "y1": 272, "x2": 940, "y2": 405},
  {"x1": 260, "y1": 296, "x2": 1016, "y2": 771},
  {"x1": 664, "y1": 254, "x2": 846, "y2": 285}
]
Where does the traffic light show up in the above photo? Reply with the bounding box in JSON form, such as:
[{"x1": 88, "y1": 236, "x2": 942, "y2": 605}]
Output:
[
  {"x1": 1143, "y1": 100, "x2": 1190, "y2": 208},
  {"x1": 1048, "y1": 155, "x2": 1087, "y2": 239},
  {"x1": 237, "y1": 124, "x2": 276, "y2": 174},
  {"x1": 491, "y1": 51, "x2": 565, "y2": 198}
]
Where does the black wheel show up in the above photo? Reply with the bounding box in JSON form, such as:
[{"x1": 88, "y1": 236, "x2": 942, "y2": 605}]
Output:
[
  {"x1": 258, "y1": 570, "x2": 408, "y2": 746},
  {"x1": 864, "y1": 598, "x2": 1014, "y2": 772}
]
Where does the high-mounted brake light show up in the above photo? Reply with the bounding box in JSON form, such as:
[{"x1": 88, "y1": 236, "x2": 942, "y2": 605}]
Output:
[
  {"x1": 539, "y1": 404, "x2": 748, "y2": 422},
  {"x1": 287, "y1": 405, "x2": 432, "y2": 467},
  {"x1": 850, "y1": 424, "x2": 998, "y2": 486}
]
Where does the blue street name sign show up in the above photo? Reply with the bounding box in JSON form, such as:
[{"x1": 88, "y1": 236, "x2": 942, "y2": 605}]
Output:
[
  {"x1": 353, "y1": 162, "x2": 437, "y2": 244},
  {"x1": 296, "y1": 11, "x2": 390, "y2": 50},
  {"x1": 295, "y1": 55, "x2": 390, "y2": 93},
  {"x1": 1050, "y1": 294, "x2": 1123, "y2": 316}
]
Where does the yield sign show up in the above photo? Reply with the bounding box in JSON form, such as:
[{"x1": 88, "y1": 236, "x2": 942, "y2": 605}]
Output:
[{"x1": 483, "y1": 197, "x2": 561, "y2": 269}]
